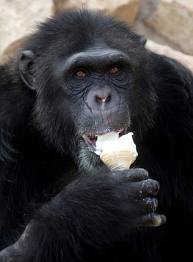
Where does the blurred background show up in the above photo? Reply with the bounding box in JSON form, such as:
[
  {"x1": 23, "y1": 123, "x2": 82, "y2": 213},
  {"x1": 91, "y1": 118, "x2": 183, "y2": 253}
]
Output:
[{"x1": 0, "y1": 0, "x2": 192, "y2": 71}]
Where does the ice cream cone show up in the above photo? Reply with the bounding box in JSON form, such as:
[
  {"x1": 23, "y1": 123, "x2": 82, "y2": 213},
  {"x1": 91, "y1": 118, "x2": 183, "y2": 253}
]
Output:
[{"x1": 100, "y1": 150, "x2": 137, "y2": 170}]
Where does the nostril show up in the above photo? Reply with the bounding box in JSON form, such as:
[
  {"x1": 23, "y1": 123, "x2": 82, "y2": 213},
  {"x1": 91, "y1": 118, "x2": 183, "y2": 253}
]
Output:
[
  {"x1": 95, "y1": 95, "x2": 111, "y2": 104},
  {"x1": 105, "y1": 95, "x2": 111, "y2": 103}
]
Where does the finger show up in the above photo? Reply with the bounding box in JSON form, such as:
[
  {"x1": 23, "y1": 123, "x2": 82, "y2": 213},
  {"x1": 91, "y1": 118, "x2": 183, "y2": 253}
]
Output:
[
  {"x1": 138, "y1": 213, "x2": 167, "y2": 227},
  {"x1": 143, "y1": 197, "x2": 158, "y2": 212},
  {"x1": 125, "y1": 168, "x2": 149, "y2": 182},
  {"x1": 138, "y1": 179, "x2": 160, "y2": 197}
]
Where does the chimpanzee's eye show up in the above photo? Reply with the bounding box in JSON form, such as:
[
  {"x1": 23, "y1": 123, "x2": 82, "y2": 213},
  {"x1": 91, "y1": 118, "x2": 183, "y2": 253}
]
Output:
[
  {"x1": 74, "y1": 68, "x2": 88, "y2": 79},
  {"x1": 109, "y1": 66, "x2": 120, "y2": 76}
]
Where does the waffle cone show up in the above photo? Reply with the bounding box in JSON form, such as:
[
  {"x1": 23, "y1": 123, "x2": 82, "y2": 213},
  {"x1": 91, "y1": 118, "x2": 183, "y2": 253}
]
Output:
[{"x1": 100, "y1": 150, "x2": 136, "y2": 170}]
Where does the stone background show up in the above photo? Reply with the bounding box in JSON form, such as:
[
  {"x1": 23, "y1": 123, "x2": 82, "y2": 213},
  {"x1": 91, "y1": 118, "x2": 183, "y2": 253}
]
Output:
[{"x1": 0, "y1": 0, "x2": 193, "y2": 71}]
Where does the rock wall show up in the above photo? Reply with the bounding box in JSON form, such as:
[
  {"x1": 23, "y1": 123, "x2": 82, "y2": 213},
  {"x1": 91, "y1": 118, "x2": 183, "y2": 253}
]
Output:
[
  {"x1": 0, "y1": 0, "x2": 52, "y2": 56},
  {"x1": 144, "y1": 0, "x2": 193, "y2": 55}
]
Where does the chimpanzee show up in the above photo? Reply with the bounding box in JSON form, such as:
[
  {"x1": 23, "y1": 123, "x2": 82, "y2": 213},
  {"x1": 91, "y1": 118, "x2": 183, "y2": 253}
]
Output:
[{"x1": 0, "y1": 9, "x2": 193, "y2": 262}]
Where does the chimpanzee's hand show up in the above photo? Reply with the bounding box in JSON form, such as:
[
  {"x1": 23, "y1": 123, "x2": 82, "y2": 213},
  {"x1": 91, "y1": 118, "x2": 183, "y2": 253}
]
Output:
[{"x1": 60, "y1": 168, "x2": 166, "y2": 246}]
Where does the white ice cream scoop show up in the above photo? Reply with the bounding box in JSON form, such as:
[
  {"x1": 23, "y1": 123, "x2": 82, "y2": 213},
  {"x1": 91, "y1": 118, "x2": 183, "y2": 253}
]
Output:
[{"x1": 95, "y1": 132, "x2": 138, "y2": 170}]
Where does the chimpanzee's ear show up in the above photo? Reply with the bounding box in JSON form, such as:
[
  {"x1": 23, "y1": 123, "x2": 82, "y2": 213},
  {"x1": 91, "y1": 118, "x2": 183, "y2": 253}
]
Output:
[
  {"x1": 139, "y1": 36, "x2": 147, "y2": 46},
  {"x1": 19, "y1": 50, "x2": 35, "y2": 90}
]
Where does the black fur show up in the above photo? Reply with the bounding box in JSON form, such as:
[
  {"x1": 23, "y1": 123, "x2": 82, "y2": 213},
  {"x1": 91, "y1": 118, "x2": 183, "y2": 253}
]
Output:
[{"x1": 0, "y1": 10, "x2": 193, "y2": 262}]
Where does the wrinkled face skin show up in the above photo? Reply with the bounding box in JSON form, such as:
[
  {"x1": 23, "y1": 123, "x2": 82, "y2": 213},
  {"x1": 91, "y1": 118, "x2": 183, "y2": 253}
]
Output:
[{"x1": 19, "y1": 12, "x2": 157, "y2": 171}]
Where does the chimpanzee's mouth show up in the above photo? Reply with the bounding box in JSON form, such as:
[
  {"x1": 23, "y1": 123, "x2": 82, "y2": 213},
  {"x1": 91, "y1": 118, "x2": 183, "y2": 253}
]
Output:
[{"x1": 82, "y1": 128, "x2": 126, "y2": 152}]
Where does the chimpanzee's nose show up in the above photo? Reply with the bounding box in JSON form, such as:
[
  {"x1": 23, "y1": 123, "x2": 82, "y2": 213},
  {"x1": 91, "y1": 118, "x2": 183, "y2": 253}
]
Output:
[
  {"x1": 86, "y1": 86, "x2": 120, "y2": 113},
  {"x1": 86, "y1": 87, "x2": 112, "y2": 108},
  {"x1": 95, "y1": 93, "x2": 111, "y2": 104}
]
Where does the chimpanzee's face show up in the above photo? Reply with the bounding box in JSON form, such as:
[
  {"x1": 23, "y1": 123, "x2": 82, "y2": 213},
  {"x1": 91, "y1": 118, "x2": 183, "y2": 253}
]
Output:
[{"x1": 57, "y1": 46, "x2": 132, "y2": 146}]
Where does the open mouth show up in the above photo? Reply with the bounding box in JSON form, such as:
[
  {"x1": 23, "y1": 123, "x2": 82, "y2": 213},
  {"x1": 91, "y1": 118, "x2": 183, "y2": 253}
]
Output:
[{"x1": 82, "y1": 128, "x2": 126, "y2": 152}]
